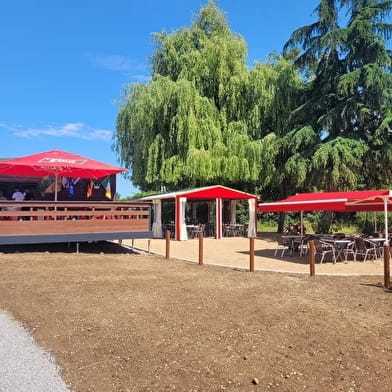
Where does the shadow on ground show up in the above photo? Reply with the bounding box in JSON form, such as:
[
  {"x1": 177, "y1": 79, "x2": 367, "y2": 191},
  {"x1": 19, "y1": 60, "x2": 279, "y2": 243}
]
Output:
[
  {"x1": 237, "y1": 248, "x2": 315, "y2": 265},
  {"x1": 0, "y1": 241, "x2": 136, "y2": 255}
]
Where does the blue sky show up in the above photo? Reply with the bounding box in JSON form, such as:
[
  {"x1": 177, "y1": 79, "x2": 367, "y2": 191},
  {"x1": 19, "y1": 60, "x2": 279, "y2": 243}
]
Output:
[{"x1": 1, "y1": 0, "x2": 320, "y2": 197}]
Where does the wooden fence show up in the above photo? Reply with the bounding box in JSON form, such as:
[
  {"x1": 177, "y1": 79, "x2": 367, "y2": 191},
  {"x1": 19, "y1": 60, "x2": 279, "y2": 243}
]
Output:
[{"x1": 0, "y1": 201, "x2": 152, "y2": 246}]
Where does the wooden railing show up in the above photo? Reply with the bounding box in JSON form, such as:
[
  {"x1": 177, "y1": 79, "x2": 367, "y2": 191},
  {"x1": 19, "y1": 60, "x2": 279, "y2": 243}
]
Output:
[{"x1": 0, "y1": 201, "x2": 152, "y2": 245}]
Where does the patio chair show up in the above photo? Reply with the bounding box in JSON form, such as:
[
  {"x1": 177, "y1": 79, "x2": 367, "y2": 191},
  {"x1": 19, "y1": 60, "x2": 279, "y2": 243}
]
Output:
[
  {"x1": 274, "y1": 236, "x2": 291, "y2": 257},
  {"x1": 223, "y1": 224, "x2": 236, "y2": 237},
  {"x1": 299, "y1": 235, "x2": 315, "y2": 256},
  {"x1": 196, "y1": 224, "x2": 205, "y2": 237},
  {"x1": 343, "y1": 241, "x2": 356, "y2": 262},
  {"x1": 204, "y1": 222, "x2": 214, "y2": 237},
  {"x1": 353, "y1": 237, "x2": 377, "y2": 262},
  {"x1": 187, "y1": 225, "x2": 199, "y2": 239},
  {"x1": 313, "y1": 239, "x2": 336, "y2": 264}
]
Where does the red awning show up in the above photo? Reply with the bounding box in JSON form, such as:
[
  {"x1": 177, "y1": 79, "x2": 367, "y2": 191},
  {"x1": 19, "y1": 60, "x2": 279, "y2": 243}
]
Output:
[{"x1": 259, "y1": 190, "x2": 392, "y2": 212}]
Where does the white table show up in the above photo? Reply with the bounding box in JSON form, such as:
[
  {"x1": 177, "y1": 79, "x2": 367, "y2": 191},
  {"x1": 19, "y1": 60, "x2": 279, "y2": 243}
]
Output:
[
  {"x1": 322, "y1": 239, "x2": 352, "y2": 262},
  {"x1": 186, "y1": 225, "x2": 199, "y2": 238},
  {"x1": 368, "y1": 238, "x2": 386, "y2": 258}
]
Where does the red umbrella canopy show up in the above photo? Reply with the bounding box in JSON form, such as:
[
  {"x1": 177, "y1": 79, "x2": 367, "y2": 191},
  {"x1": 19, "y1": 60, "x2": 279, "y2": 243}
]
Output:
[{"x1": 0, "y1": 149, "x2": 125, "y2": 179}]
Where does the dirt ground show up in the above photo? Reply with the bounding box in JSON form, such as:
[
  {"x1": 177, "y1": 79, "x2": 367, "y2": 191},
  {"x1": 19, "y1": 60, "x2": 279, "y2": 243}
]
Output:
[{"x1": 0, "y1": 240, "x2": 391, "y2": 392}]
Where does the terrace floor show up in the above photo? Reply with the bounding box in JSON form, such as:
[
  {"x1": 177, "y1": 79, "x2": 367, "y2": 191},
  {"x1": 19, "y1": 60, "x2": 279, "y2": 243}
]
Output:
[{"x1": 126, "y1": 235, "x2": 385, "y2": 276}]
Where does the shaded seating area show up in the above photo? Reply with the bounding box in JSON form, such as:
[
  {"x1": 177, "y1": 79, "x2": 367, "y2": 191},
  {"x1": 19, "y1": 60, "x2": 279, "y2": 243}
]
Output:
[
  {"x1": 187, "y1": 223, "x2": 204, "y2": 239},
  {"x1": 343, "y1": 237, "x2": 378, "y2": 262},
  {"x1": 259, "y1": 189, "x2": 392, "y2": 265},
  {"x1": 270, "y1": 232, "x2": 384, "y2": 264},
  {"x1": 223, "y1": 223, "x2": 246, "y2": 237},
  {"x1": 140, "y1": 185, "x2": 258, "y2": 240}
]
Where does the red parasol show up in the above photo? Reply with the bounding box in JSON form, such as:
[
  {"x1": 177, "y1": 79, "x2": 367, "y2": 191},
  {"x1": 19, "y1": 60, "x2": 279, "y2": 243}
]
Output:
[{"x1": 0, "y1": 149, "x2": 125, "y2": 201}]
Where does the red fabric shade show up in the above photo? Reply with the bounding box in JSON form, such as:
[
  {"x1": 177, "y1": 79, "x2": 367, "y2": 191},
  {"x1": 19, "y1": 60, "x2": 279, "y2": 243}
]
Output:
[
  {"x1": 0, "y1": 149, "x2": 125, "y2": 179},
  {"x1": 141, "y1": 185, "x2": 257, "y2": 201},
  {"x1": 259, "y1": 190, "x2": 392, "y2": 212}
]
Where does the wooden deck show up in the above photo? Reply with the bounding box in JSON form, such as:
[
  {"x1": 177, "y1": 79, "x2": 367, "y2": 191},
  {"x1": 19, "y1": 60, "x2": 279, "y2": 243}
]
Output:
[{"x1": 0, "y1": 201, "x2": 152, "y2": 246}]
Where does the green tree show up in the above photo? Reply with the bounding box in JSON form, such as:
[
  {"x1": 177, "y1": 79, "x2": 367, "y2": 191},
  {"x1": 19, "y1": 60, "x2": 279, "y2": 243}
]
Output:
[
  {"x1": 338, "y1": 0, "x2": 392, "y2": 187},
  {"x1": 283, "y1": 0, "x2": 392, "y2": 193},
  {"x1": 114, "y1": 1, "x2": 276, "y2": 192}
]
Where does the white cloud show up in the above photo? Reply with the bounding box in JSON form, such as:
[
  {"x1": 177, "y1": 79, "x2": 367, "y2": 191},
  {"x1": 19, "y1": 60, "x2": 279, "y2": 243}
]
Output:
[
  {"x1": 124, "y1": 73, "x2": 151, "y2": 83},
  {"x1": 85, "y1": 53, "x2": 150, "y2": 82},
  {"x1": 1, "y1": 122, "x2": 113, "y2": 141},
  {"x1": 86, "y1": 54, "x2": 135, "y2": 71}
]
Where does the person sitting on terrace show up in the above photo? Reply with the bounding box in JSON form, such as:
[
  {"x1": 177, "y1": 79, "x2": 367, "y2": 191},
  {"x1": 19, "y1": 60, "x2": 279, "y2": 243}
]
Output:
[
  {"x1": 23, "y1": 188, "x2": 34, "y2": 201},
  {"x1": 285, "y1": 224, "x2": 299, "y2": 235},
  {"x1": 7, "y1": 187, "x2": 25, "y2": 213},
  {"x1": 295, "y1": 222, "x2": 306, "y2": 235},
  {"x1": 11, "y1": 187, "x2": 25, "y2": 201}
]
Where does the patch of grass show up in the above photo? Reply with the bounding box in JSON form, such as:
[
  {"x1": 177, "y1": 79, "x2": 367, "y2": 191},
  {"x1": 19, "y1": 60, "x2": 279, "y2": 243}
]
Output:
[{"x1": 258, "y1": 222, "x2": 278, "y2": 233}]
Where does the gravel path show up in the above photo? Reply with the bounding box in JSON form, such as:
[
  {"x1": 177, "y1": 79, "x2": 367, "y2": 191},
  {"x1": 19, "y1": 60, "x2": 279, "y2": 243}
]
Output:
[{"x1": 0, "y1": 311, "x2": 70, "y2": 392}]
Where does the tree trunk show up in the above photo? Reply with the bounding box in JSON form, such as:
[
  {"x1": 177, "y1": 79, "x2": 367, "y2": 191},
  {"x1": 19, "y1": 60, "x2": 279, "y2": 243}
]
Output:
[
  {"x1": 317, "y1": 210, "x2": 334, "y2": 233},
  {"x1": 278, "y1": 212, "x2": 286, "y2": 233}
]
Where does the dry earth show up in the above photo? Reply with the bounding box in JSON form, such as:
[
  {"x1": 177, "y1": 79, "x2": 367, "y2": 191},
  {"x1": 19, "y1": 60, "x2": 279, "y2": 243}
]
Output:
[{"x1": 0, "y1": 241, "x2": 391, "y2": 392}]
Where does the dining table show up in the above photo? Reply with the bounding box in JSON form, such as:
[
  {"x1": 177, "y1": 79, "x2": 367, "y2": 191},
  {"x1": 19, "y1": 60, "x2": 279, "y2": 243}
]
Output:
[
  {"x1": 321, "y1": 238, "x2": 352, "y2": 262},
  {"x1": 186, "y1": 224, "x2": 200, "y2": 238},
  {"x1": 368, "y1": 237, "x2": 386, "y2": 258}
]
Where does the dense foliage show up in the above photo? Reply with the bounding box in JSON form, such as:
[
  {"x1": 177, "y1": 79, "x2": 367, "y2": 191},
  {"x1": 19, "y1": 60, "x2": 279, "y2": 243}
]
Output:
[{"x1": 114, "y1": 0, "x2": 392, "y2": 209}]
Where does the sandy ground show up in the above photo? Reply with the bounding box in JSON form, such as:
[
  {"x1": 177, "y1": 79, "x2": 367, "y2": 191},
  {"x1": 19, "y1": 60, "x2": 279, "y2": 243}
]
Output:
[
  {"x1": 126, "y1": 235, "x2": 385, "y2": 276},
  {"x1": 0, "y1": 239, "x2": 391, "y2": 392}
]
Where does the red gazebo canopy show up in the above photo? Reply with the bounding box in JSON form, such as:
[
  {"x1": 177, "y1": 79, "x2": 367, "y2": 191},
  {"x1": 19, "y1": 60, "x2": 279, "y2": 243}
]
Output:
[
  {"x1": 142, "y1": 185, "x2": 257, "y2": 201},
  {"x1": 259, "y1": 190, "x2": 392, "y2": 212},
  {"x1": 141, "y1": 185, "x2": 258, "y2": 240}
]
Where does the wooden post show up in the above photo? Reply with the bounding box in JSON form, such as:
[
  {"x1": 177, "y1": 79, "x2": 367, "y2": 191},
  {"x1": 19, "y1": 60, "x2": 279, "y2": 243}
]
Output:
[
  {"x1": 165, "y1": 230, "x2": 170, "y2": 259},
  {"x1": 309, "y1": 240, "x2": 315, "y2": 277},
  {"x1": 249, "y1": 237, "x2": 255, "y2": 272},
  {"x1": 384, "y1": 245, "x2": 390, "y2": 289},
  {"x1": 198, "y1": 232, "x2": 204, "y2": 266}
]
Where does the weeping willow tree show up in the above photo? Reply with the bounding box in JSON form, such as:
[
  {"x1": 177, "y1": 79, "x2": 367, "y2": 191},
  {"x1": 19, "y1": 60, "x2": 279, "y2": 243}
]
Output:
[{"x1": 114, "y1": 1, "x2": 278, "y2": 191}]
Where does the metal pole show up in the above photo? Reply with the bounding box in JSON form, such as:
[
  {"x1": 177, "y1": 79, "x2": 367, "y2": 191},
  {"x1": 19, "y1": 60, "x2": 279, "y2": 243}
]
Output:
[
  {"x1": 384, "y1": 197, "x2": 389, "y2": 245},
  {"x1": 165, "y1": 230, "x2": 170, "y2": 259},
  {"x1": 54, "y1": 173, "x2": 58, "y2": 202},
  {"x1": 249, "y1": 237, "x2": 255, "y2": 272},
  {"x1": 309, "y1": 240, "x2": 315, "y2": 277},
  {"x1": 198, "y1": 232, "x2": 204, "y2": 266},
  {"x1": 54, "y1": 173, "x2": 58, "y2": 220},
  {"x1": 384, "y1": 245, "x2": 390, "y2": 289}
]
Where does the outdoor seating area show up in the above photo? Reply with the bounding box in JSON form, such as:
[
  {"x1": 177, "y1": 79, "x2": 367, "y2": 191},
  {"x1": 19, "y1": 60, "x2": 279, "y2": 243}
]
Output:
[
  {"x1": 259, "y1": 189, "x2": 392, "y2": 267},
  {"x1": 223, "y1": 223, "x2": 246, "y2": 237},
  {"x1": 274, "y1": 233, "x2": 387, "y2": 264},
  {"x1": 141, "y1": 185, "x2": 257, "y2": 240}
]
